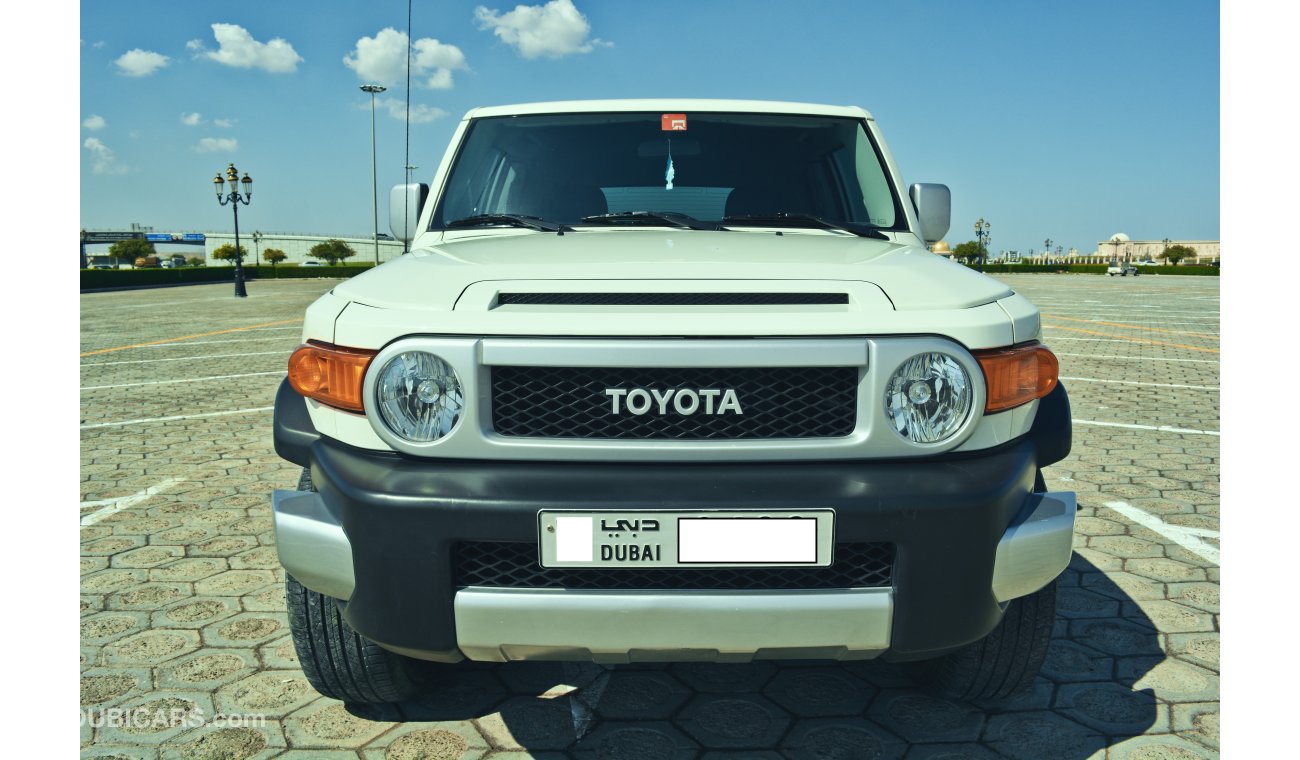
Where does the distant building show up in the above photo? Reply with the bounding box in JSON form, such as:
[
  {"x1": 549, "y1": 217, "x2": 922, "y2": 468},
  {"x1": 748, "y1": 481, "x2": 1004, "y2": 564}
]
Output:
[{"x1": 1090, "y1": 234, "x2": 1220, "y2": 265}]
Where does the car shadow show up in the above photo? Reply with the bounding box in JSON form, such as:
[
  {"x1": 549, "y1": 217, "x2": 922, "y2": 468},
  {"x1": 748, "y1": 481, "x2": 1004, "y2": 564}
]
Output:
[{"x1": 346, "y1": 553, "x2": 1161, "y2": 758}]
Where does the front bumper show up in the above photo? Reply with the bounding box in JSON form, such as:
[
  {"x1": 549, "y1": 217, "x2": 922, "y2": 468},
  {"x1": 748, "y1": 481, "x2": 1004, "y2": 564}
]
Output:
[{"x1": 272, "y1": 424, "x2": 1075, "y2": 664}]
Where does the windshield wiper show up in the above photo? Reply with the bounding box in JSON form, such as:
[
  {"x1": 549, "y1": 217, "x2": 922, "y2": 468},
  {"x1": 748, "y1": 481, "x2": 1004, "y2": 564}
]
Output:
[
  {"x1": 722, "y1": 213, "x2": 889, "y2": 239},
  {"x1": 447, "y1": 214, "x2": 572, "y2": 233},
  {"x1": 581, "y1": 211, "x2": 723, "y2": 231}
]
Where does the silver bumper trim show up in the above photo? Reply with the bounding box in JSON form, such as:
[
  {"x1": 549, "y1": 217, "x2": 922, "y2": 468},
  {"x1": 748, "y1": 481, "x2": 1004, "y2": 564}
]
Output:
[
  {"x1": 991, "y1": 490, "x2": 1077, "y2": 602},
  {"x1": 271, "y1": 489, "x2": 355, "y2": 601},
  {"x1": 453, "y1": 587, "x2": 893, "y2": 663}
]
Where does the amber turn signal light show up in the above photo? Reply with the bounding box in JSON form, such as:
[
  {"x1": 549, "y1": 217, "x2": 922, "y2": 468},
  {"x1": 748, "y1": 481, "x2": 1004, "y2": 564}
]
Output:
[
  {"x1": 287, "y1": 341, "x2": 377, "y2": 413},
  {"x1": 974, "y1": 343, "x2": 1059, "y2": 413}
]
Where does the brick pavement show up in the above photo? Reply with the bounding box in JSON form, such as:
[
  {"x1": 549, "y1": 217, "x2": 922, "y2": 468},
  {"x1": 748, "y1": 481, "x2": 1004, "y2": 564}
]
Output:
[{"x1": 80, "y1": 274, "x2": 1220, "y2": 758}]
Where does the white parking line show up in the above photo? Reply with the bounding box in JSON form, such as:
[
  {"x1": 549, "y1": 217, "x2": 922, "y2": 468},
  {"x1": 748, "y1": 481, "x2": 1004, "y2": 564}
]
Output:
[
  {"x1": 1060, "y1": 377, "x2": 1219, "y2": 391},
  {"x1": 80, "y1": 406, "x2": 276, "y2": 429},
  {"x1": 1103, "y1": 500, "x2": 1219, "y2": 565},
  {"x1": 81, "y1": 351, "x2": 287, "y2": 367},
  {"x1": 134, "y1": 336, "x2": 294, "y2": 348},
  {"x1": 81, "y1": 478, "x2": 186, "y2": 525},
  {"x1": 1055, "y1": 353, "x2": 1219, "y2": 365},
  {"x1": 1073, "y1": 419, "x2": 1220, "y2": 436},
  {"x1": 81, "y1": 371, "x2": 286, "y2": 391}
]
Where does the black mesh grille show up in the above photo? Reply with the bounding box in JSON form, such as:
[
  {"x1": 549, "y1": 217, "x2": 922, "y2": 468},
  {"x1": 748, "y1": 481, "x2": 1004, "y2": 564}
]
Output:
[
  {"x1": 455, "y1": 541, "x2": 894, "y2": 590},
  {"x1": 492, "y1": 366, "x2": 858, "y2": 439},
  {"x1": 497, "y1": 292, "x2": 848, "y2": 306}
]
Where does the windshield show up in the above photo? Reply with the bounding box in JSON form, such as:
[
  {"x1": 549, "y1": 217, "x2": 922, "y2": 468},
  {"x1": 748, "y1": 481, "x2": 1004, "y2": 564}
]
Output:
[{"x1": 431, "y1": 111, "x2": 904, "y2": 231}]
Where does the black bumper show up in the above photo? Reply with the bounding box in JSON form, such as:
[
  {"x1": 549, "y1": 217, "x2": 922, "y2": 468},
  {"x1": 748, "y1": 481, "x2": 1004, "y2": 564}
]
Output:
[{"x1": 275, "y1": 381, "x2": 1057, "y2": 661}]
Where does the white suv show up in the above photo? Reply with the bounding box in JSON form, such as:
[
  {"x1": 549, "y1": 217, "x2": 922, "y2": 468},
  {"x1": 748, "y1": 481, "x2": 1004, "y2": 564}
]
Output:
[{"x1": 271, "y1": 100, "x2": 1076, "y2": 704}]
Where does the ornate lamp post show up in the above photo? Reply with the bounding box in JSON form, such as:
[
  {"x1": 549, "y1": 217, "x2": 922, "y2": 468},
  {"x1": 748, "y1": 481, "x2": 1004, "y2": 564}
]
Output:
[
  {"x1": 213, "y1": 162, "x2": 253, "y2": 297},
  {"x1": 252, "y1": 230, "x2": 263, "y2": 265},
  {"x1": 974, "y1": 218, "x2": 991, "y2": 272},
  {"x1": 361, "y1": 84, "x2": 387, "y2": 266}
]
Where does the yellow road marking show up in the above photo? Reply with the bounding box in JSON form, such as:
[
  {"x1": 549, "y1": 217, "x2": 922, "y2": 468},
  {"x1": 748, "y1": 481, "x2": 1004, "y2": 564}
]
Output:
[
  {"x1": 1044, "y1": 325, "x2": 1219, "y2": 354},
  {"x1": 1043, "y1": 313, "x2": 1219, "y2": 341},
  {"x1": 80, "y1": 319, "x2": 303, "y2": 357}
]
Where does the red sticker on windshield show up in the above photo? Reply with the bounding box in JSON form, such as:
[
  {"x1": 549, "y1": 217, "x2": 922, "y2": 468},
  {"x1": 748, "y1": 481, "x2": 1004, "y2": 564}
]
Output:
[{"x1": 661, "y1": 114, "x2": 687, "y2": 131}]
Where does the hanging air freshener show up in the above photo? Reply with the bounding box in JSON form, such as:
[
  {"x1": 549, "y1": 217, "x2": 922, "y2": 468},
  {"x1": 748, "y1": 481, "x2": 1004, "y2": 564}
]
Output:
[{"x1": 665, "y1": 139, "x2": 675, "y2": 191}]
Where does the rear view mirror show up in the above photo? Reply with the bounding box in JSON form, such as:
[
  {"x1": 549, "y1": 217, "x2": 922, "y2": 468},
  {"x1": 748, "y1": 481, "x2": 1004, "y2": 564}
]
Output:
[
  {"x1": 390, "y1": 183, "x2": 430, "y2": 243},
  {"x1": 909, "y1": 183, "x2": 950, "y2": 244}
]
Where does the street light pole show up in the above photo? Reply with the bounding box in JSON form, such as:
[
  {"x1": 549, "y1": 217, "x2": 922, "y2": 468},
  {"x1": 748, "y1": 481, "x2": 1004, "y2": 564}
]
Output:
[
  {"x1": 361, "y1": 84, "x2": 387, "y2": 266},
  {"x1": 403, "y1": 164, "x2": 418, "y2": 255},
  {"x1": 252, "y1": 230, "x2": 262, "y2": 266},
  {"x1": 213, "y1": 163, "x2": 253, "y2": 298}
]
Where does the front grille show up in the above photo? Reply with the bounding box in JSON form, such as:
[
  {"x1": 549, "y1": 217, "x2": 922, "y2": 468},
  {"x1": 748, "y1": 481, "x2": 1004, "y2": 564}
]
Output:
[
  {"x1": 455, "y1": 541, "x2": 894, "y2": 590},
  {"x1": 497, "y1": 292, "x2": 849, "y2": 306},
  {"x1": 491, "y1": 366, "x2": 858, "y2": 439}
]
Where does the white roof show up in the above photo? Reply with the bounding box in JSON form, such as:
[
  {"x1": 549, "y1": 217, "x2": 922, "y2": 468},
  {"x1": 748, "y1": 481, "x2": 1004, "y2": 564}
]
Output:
[{"x1": 465, "y1": 99, "x2": 874, "y2": 121}]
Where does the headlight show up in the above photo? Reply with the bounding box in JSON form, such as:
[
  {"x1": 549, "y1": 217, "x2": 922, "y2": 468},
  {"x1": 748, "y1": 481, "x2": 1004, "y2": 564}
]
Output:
[
  {"x1": 375, "y1": 351, "x2": 464, "y2": 442},
  {"x1": 884, "y1": 352, "x2": 972, "y2": 443}
]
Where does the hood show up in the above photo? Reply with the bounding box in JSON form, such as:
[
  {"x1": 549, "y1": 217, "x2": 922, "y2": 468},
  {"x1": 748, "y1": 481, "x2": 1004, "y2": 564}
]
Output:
[{"x1": 331, "y1": 229, "x2": 1012, "y2": 312}]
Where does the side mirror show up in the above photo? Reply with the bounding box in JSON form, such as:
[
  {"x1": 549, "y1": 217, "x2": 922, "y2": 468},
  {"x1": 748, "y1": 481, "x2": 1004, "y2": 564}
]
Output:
[
  {"x1": 909, "y1": 183, "x2": 951, "y2": 244},
  {"x1": 389, "y1": 183, "x2": 429, "y2": 243}
]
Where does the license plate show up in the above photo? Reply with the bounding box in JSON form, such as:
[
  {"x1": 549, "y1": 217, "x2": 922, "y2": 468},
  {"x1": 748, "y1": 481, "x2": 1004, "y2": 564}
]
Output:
[{"x1": 537, "y1": 510, "x2": 835, "y2": 568}]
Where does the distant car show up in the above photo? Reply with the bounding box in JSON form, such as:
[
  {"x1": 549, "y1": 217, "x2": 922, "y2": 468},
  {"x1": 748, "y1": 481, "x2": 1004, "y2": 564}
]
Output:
[
  {"x1": 1134, "y1": 259, "x2": 1158, "y2": 266},
  {"x1": 90, "y1": 263, "x2": 113, "y2": 270},
  {"x1": 376, "y1": 233, "x2": 394, "y2": 240},
  {"x1": 1107, "y1": 263, "x2": 1139, "y2": 277},
  {"x1": 301, "y1": 260, "x2": 323, "y2": 267}
]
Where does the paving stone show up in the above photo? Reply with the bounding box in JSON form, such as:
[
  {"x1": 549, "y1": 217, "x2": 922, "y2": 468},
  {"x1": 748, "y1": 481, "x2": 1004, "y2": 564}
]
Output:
[
  {"x1": 1129, "y1": 658, "x2": 1220, "y2": 703},
  {"x1": 1166, "y1": 633, "x2": 1219, "y2": 672},
  {"x1": 1040, "y1": 639, "x2": 1115, "y2": 683},
  {"x1": 670, "y1": 661, "x2": 778, "y2": 693},
  {"x1": 1171, "y1": 702, "x2": 1219, "y2": 751},
  {"x1": 867, "y1": 690, "x2": 984, "y2": 743},
  {"x1": 569, "y1": 721, "x2": 698, "y2": 760},
  {"x1": 215, "y1": 671, "x2": 320, "y2": 719},
  {"x1": 779, "y1": 717, "x2": 907, "y2": 760},
  {"x1": 102, "y1": 629, "x2": 201, "y2": 667},
  {"x1": 676, "y1": 693, "x2": 790, "y2": 749},
  {"x1": 81, "y1": 612, "x2": 151, "y2": 645},
  {"x1": 153, "y1": 597, "x2": 241, "y2": 629},
  {"x1": 107, "y1": 583, "x2": 193, "y2": 611},
  {"x1": 159, "y1": 649, "x2": 260, "y2": 691},
  {"x1": 1106, "y1": 733, "x2": 1217, "y2": 759},
  {"x1": 1123, "y1": 600, "x2": 1215, "y2": 634},
  {"x1": 474, "y1": 696, "x2": 577, "y2": 751},
  {"x1": 359, "y1": 720, "x2": 487, "y2": 759},
  {"x1": 763, "y1": 667, "x2": 875, "y2": 717},
  {"x1": 81, "y1": 667, "x2": 153, "y2": 707},
  {"x1": 282, "y1": 700, "x2": 397, "y2": 749},
  {"x1": 202, "y1": 612, "x2": 287, "y2": 648},
  {"x1": 982, "y1": 712, "x2": 1105, "y2": 760},
  {"x1": 593, "y1": 670, "x2": 692, "y2": 720},
  {"x1": 160, "y1": 722, "x2": 286, "y2": 760},
  {"x1": 1055, "y1": 682, "x2": 1166, "y2": 735},
  {"x1": 93, "y1": 693, "x2": 217, "y2": 746}
]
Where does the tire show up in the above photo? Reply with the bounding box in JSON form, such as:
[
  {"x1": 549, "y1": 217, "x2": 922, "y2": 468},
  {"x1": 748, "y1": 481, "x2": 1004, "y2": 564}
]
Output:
[
  {"x1": 913, "y1": 467, "x2": 1057, "y2": 700},
  {"x1": 284, "y1": 468, "x2": 433, "y2": 704},
  {"x1": 916, "y1": 580, "x2": 1057, "y2": 701}
]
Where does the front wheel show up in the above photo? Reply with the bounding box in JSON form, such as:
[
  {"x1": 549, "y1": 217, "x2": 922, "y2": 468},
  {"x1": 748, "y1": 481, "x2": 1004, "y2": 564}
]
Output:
[
  {"x1": 284, "y1": 468, "x2": 435, "y2": 703},
  {"x1": 914, "y1": 579, "x2": 1057, "y2": 700}
]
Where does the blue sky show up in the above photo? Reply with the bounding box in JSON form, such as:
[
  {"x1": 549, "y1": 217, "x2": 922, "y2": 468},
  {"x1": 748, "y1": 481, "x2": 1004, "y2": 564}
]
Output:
[{"x1": 78, "y1": 0, "x2": 1219, "y2": 256}]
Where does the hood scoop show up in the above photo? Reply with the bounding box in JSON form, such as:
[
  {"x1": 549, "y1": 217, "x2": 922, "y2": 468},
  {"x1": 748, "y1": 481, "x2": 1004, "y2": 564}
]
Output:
[{"x1": 496, "y1": 292, "x2": 849, "y2": 306}]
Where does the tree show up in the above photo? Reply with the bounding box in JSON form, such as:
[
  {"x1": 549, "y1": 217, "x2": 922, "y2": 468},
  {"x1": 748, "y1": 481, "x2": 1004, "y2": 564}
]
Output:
[
  {"x1": 212, "y1": 243, "x2": 249, "y2": 262},
  {"x1": 952, "y1": 241, "x2": 982, "y2": 263},
  {"x1": 1160, "y1": 244, "x2": 1195, "y2": 266},
  {"x1": 308, "y1": 239, "x2": 356, "y2": 265},
  {"x1": 186, "y1": 256, "x2": 205, "y2": 267},
  {"x1": 263, "y1": 248, "x2": 287, "y2": 268},
  {"x1": 107, "y1": 238, "x2": 155, "y2": 269}
]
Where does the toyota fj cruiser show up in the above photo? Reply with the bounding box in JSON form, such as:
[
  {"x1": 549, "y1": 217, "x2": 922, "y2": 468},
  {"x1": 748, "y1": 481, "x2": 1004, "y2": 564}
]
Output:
[{"x1": 272, "y1": 100, "x2": 1076, "y2": 704}]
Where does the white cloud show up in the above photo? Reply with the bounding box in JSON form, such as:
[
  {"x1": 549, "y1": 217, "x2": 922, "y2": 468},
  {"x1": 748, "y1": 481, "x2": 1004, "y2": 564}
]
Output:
[
  {"x1": 93, "y1": 41, "x2": 106, "y2": 50},
  {"x1": 192, "y1": 23, "x2": 302, "y2": 73},
  {"x1": 84, "y1": 137, "x2": 128, "y2": 174},
  {"x1": 344, "y1": 28, "x2": 468, "y2": 89},
  {"x1": 474, "y1": 0, "x2": 608, "y2": 59},
  {"x1": 181, "y1": 112, "x2": 202, "y2": 126},
  {"x1": 214, "y1": 118, "x2": 236, "y2": 128},
  {"x1": 195, "y1": 137, "x2": 239, "y2": 153},
  {"x1": 115, "y1": 49, "x2": 170, "y2": 77},
  {"x1": 374, "y1": 97, "x2": 448, "y2": 124},
  {"x1": 82, "y1": 115, "x2": 106, "y2": 131}
]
